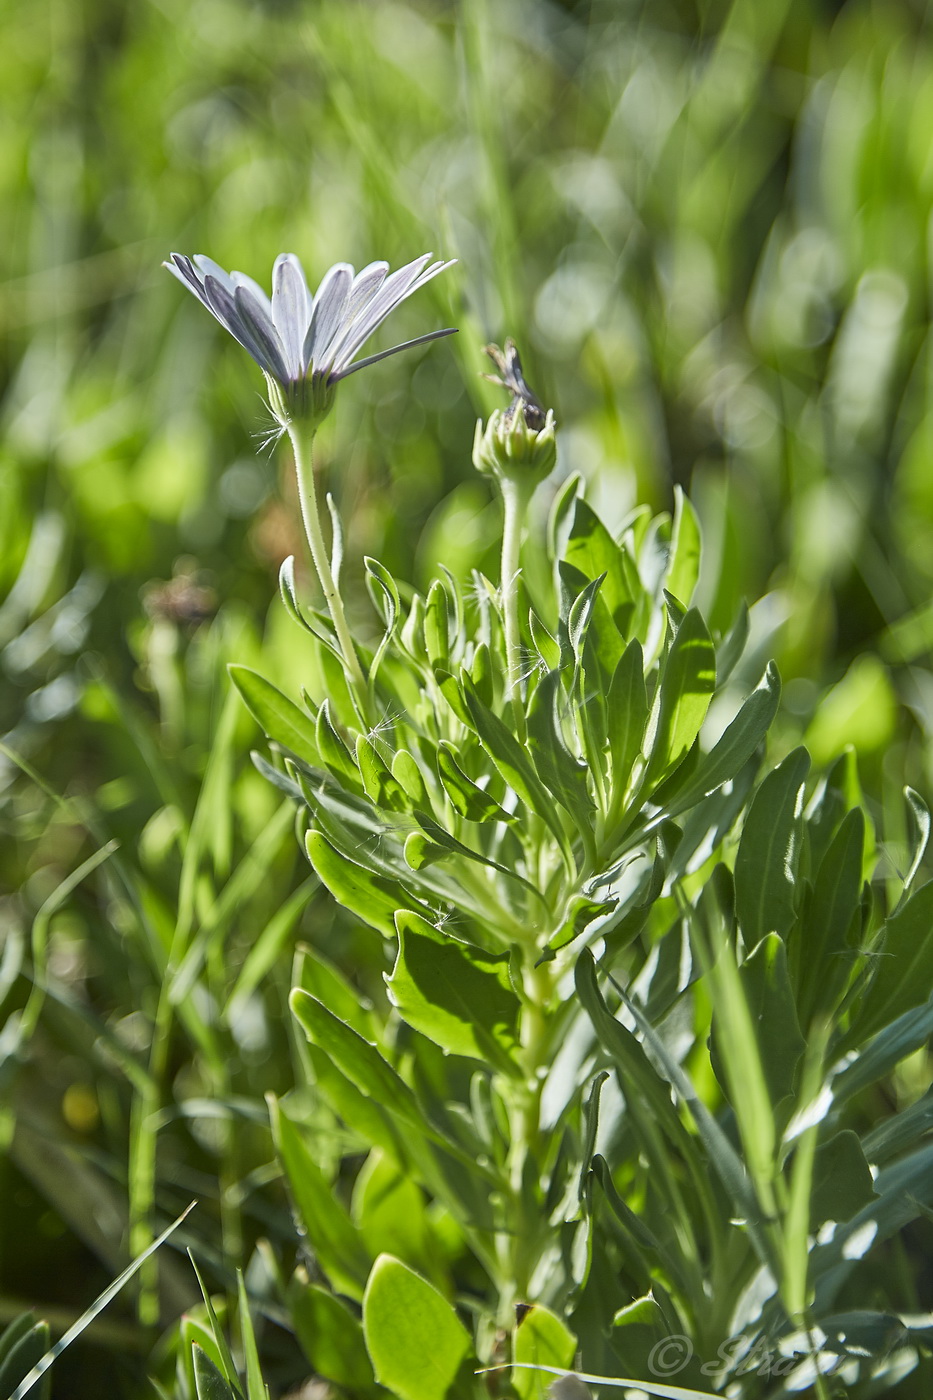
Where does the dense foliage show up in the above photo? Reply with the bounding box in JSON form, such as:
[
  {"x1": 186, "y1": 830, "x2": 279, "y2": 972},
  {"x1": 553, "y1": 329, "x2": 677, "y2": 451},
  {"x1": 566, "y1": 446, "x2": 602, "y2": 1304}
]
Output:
[{"x1": 3, "y1": 1, "x2": 933, "y2": 1397}]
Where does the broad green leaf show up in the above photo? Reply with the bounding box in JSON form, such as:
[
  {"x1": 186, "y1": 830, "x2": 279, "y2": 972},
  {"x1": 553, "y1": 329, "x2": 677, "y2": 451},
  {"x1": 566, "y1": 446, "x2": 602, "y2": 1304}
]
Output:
[
  {"x1": 269, "y1": 1095, "x2": 372, "y2": 1299},
  {"x1": 526, "y1": 669, "x2": 594, "y2": 824},
  {"x1": 424, "y1": 579, "x2": 450, "y2": 669},
  {"x1": 644, "y1": 609, "x2": 715, "y2": 786},
  {"x1": 387, "y1": 909, "x2": 521, "y2": 1070},
  {"x1": 664, "y1": 661, "x2": 780, "y2": 816},
  {"x1": 796, "y1": 807, "x2": 864, "y2": 1023},
  {"x1": 363, "y1": 1255, "x2": 471, "y2": 1400},
  {"x1": 352, "y1": 1149, "x2": 434, "y2": 1271},
  {"x1": 731, "y1": 933, "x2": 805, "y2": 1109},
  {"x1": 563, "y1": 565, "x2": 625, "y2": 680},
  {"x1": 193, "y1": 1347, "x2": 239, "y2": 1400},
  {"x1": 293, "y1": 942, "x2": 375, "y2": 1039},
  {"x1": 810, "y1": 1130, "x2": 876, "y2": 1226},
  {"x1": 392, "y1": 748, "x2": 431, "y2": 807},
  {"x1": 228, "y1": 665, "x2": 318, "y2": 766},
  {"x1": 565, "y1": 498, "x2": 635, "y2": 633},
  {"x1": 315, "y1": 700, "x2": 360, "y2": 784},
  {"x1": 861, "y1": 1085, "x2": 933, "y2": 1165},
  {"x1": 734, "y1": 747, "x2": 809, "y2": 941},
  {"x1": 291, "y1": 1282, "x2": 377, "y2": 1394},
  {"x1": 305, "y1": 830, "x2": 403, "y2": 938},
  {"x1": 665, "y1": 487, "x2": 701, "y2": 608},
  {"x1": 513, "y1": 1305, "x2": 577, "y2": 1400},
  {"x1": 607, "y1": 640, "x2": 647, "y2": 805},
  {"x1": 356, "y1": 735, "x2": 410, "y2": 812},
  {"x1": 842, "y1": 880, "x2": 933, "y2": 1049},
  {"x1": 436, "y1": 742, "x2": 513, "y2": 823},
  {"x1": 290, "y1": 990, "x2": 424, "y2": 1132}
]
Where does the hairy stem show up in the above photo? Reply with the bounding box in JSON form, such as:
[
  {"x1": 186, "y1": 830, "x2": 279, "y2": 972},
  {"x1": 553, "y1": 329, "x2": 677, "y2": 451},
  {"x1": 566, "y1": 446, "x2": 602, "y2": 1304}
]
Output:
[{"x1": 287, "y1": 421, "x2": 368, "y2": 706}]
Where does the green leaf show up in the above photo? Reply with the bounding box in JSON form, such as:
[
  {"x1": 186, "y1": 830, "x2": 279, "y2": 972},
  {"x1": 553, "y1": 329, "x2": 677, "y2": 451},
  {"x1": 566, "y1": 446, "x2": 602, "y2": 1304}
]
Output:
[
  {"x1": 731, "y1": 933, "x2": 805, "y2": 1109},
  {"x1": 843, "y1": 880, "x2": 933, "y2": 1049},
  {"x1": 810, "y1": 1130, "x2": 876, "y2": 1226},
  {"x1": 363, "y1": 1255, "x2": 471, "y2": 1400},
  {"x1": 392, "y1": 748, "x2": 431, "y2": 807},
  {"x1": 315, "y1": 699, "x2": 360, "y2": 784},
  {"x1": 387, "y1": 909, "x2": 521, "y2": 1070},
  {"x1": 734, "y1": 747, "x2": 809, "y2": 941},
  {"x1": 356, "y1": 735, "x2": 410, "y2": 812},
  {"x1": 193, "y1": 1346, "x2": 239, "y2": 1400},
  {"x1": 664, "y1": 661, "x2": 780, "y2": 816},
  {"x1": 461, "y1": 675, "x2": 574, "y2": 869},
  {"x1": 565, "y1": 498, "x2": 635, "y2": 634},
  {"x1": 796, "y1": 807, "x2": 864, "y2": 1023},
  {"x1": 424, "y1": 579, "x2": 450, "y2": 669},
  {"x1": 290, "y1": 990, "x2": 423, "y2": 1126},
  {"x1": 436, "y1": 742, "x2": 513, "y2": 823},
  {"x1": 291, "y1": 1282, "x2": 378, "y2": 1394},
  {"x1": 665, "y1": 487, "x2": 701, "y2": 608},
  {"x1": 228, "y1": 665, "x2": 319, "y2": 767},
  {"x1": 293, "y1": 942, "x2": 375, "y2": 1040},
  {"x1": 269, "y1": 1095, "x2": 372, "y2": 1300},
  {"x1": 644, "y1": 609, "x2": 715, "y2": 786},
  {"x1": 305, "y1": 830, "x2": 403, "y2": 938},
  {"x1": 352, "y1": 1149, "x2": 434, "y2": 1271},
  {"x1": 513, "y1": 1306, "x2": 577, "y2": 1400},
  {"x1": 236, "y1": 1273, "x2": 267, "y2": 1400},
  {"x1": 607, "y1": 640, "x2": 647, "y2": 806},
  {"x1": 526, "y1": 669, "x2": 594, "y2": 824}
]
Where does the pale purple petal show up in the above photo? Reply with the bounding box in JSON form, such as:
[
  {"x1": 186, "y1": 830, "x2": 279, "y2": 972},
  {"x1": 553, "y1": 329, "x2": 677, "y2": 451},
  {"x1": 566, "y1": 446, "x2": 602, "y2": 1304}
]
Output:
[
  {"x1": 192, "y1": 254, "x2": 235, "y2": 294},
  {"x1": 272, "y1": 254, "x2": 312, "y2": 380},
  {"x1": 230, "y1": 270, "x2": 273, "y2": 313},
  {"x1": 166, "y1": 254, "x2": 211, "y2": 303},
  {"x1": 233, "y1": 284, "x2": 290, "y2": 384},
  {"x1": 303, "y1": 262, "x2": 354, "y2": 366},
  {"x1": 328, "y1": 257, "x2": 457, "y2": 376},
  {"x1": 202, "y1": 274, "x2": 278, "y2": 374}
]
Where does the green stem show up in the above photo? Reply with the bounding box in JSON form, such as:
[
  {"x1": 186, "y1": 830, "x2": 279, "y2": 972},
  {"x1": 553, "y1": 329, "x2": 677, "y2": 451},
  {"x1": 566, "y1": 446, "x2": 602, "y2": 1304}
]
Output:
[
  {"x1": 287, "y1": 421, "x2": 368, "y2": 707},
  {"x1": 500, "y1": 481, "x2": 529, "y2": 741},
  {"x1": 498, "y1": 952, "x2": 552, "y2": 1320}
]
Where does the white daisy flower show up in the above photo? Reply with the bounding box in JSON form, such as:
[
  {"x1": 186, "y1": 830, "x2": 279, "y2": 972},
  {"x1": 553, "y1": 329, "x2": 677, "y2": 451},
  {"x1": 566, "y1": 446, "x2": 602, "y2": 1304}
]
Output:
[{"x1": 165, "y1": 250, "x2": 457, "y2": 422}]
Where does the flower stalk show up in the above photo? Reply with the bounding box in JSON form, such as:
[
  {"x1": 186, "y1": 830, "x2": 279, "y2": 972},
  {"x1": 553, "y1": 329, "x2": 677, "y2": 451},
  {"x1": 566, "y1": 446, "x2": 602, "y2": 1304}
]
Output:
[{"x1": 287, "y1": 419, "x2": 368, "y2": 705}]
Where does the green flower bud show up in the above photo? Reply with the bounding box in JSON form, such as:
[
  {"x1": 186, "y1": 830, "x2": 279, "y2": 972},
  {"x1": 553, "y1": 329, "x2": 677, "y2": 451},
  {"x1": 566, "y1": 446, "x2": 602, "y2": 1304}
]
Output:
[
  {"x1": 473, "y1": 338, "x2": 557, "y2": 486},
  {"x1": 472, "y1": 406, "x2": 557, "y2": 485}
]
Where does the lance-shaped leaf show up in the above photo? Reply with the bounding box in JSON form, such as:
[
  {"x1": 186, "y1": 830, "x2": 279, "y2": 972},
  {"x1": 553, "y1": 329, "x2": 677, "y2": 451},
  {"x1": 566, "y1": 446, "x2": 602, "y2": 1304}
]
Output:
[
  {"x1": 228, "y1": 665, "x2": 319, "y2": 767},
  {"x1": 795, "y1": 807, "x2": 864, "y2": 1023},
  {"x1": 841, "y1": 879, "x2": 933, "y2": 1050},
  {"x1": 270, "y1": 1095, "x2": 372, "y2": 1300},
  {"x1": 513, "y1": 1306, "x2": 577, "y2": 1400},
  {"x1": 664, "y1": 487, "x2": 701, "y2": 609},
  {"x1": 461, "y1": 674, "x2": 574, "y2": 870},
  {"x1": 526, "y1": 669, "x2": 594, "y2": 825},
  {"x1": 291, "y1": 1283, "x2": 378, "y2": 1395},
  {"x1": 424, "y1": 579, "x2": 450, "y2": 669},
  {"x1": 643, "y1": 608, "x2": 716, "y2": 788},
  {"x1": 436, "y1": 742, "x2": 513, "y2": 823},
  {"x1": 305, "y1": 830, "x2": 405, "y2": 938},
  {"x1": 356, "y1": 735, "x2": 410, "y2": 812},
  {"x1": 607, "y1": 640, "x2": 647, "y2": 806},
  {"x1": 386, "y1": 909, "x2": 522, "y2": 1071},
  {"x1": 735, "y1": 747, "x2": 809, "y2": 941},
  {"x1": 565, "y1": 498, "x2": 637, "y2": 634},
  {"x1": 290, "y1": 990, "x2": 425, "y2": 1131}
]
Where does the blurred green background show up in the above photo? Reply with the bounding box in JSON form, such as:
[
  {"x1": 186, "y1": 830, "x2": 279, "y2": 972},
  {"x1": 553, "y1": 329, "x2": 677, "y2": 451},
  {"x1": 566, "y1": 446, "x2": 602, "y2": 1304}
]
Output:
[{"x1": 4, "y1": 0, "x2": 933, "y2": 1392}]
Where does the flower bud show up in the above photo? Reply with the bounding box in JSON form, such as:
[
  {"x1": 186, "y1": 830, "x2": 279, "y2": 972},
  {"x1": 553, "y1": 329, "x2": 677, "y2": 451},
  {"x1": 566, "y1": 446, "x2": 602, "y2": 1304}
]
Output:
[{"x1": 472, "y1": 406, "x2": 557, "y2": 486}]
